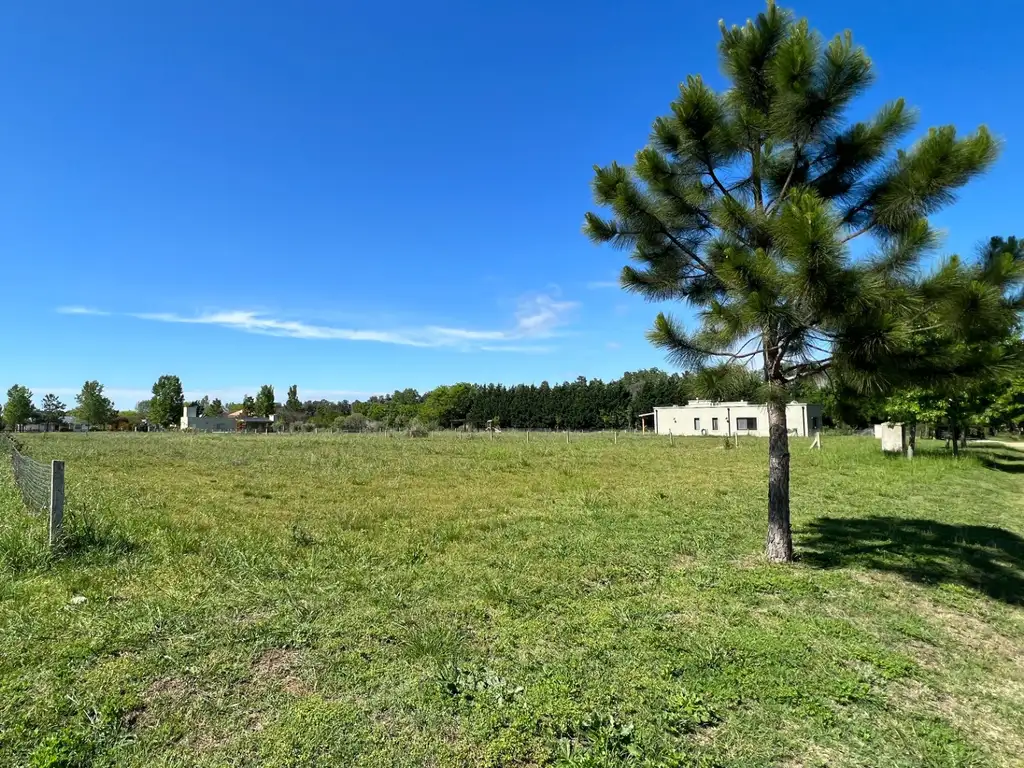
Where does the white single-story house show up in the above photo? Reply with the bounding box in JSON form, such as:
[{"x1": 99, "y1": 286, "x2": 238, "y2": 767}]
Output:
[
  {"x1": 651, "y1": 400, "x2": 823, "y2": 437},
  {"x1": 62, "y1": 416, "x2": 91, "y2": 432},
  {"x1": 180, "y1": 405, "x2": 238, "y2": 432}
]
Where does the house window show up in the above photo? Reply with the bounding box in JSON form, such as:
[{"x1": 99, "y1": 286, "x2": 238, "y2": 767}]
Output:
[
  {"x1": 736, "y1": 417, "x2": 758, "y2": 431},
  {"x1": 712, "y1": 417, "x2": 719, "y2": 431},
  {"x1": 693, "y1": 418, "x2": 700, "y2": 431}
]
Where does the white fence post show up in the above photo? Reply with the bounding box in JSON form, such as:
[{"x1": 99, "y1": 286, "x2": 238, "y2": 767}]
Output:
[{"x1": 49, "y1": 460, "x2": 64, "y2": 547}]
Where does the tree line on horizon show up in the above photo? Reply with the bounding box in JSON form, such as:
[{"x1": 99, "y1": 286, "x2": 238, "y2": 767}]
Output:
[{"x1": 5, "y1": 350, "x2": 1024, "y2": 436}]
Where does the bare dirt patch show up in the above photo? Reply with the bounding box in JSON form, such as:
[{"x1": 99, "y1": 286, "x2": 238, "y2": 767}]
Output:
[
  {"x1": 146, "y1": 676, "x2": 190, "y2": 700},
  {"x1": 916, "y1": 600, "x2": 1024, "y2": 667},
  {"x1": 252, "y1": 647, "x2": 310, "y2": 696}
]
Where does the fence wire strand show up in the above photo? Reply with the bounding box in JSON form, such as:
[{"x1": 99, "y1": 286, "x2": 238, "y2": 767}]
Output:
[{"x1": 1, "y1": 433, "x2": 51, "y2": 514}]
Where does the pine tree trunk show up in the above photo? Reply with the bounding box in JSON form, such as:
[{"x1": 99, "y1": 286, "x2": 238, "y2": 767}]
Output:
[{"x1": 766, "y1": 400, "x2": 794, "y2": 563}]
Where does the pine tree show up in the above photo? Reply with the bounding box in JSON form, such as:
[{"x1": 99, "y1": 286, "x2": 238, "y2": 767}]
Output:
[
  {"x1": 206, "y1": 398, "x2": 225, "y2": 417},
  {"x1": 584, "y1": 1, "x2": 1000, "y2": 561},
  {"x1": 40, "y1": 394, "x2": 66, "y2": 430}
]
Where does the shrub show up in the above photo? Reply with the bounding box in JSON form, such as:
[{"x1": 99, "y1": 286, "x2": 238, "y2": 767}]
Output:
[
  {"x1": 406, "y1": 419, "x2": 430, "y2": 438},
  {"x1": 343, "y1": 413, "x2": 369, "y2": 433}
]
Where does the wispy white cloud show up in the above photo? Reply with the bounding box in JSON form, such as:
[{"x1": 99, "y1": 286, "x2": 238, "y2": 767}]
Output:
[
  {"x1": 586, "y1": 280, "x2": 620, "y2": 290},
  {"x1": 480, "y1": 345, "x2": 554, "y2": 354},
  {"x1": 56, "y1": 293, "x2": 579, "y2": 353},
  {"x1": 57, "y1": 306, "x2": 111, "y2": 316},
  {"x1": 606, "y1": 341, "x2": 622, "y2": 350}
]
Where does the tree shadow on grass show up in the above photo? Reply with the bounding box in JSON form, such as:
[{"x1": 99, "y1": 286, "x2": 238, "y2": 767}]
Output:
[
  {"x1": 965, "y1": 446, "x2": 1024, "y2": 474},
  {"x1": 800, "y1": 516, "x2": 1024, "y2": 605}
]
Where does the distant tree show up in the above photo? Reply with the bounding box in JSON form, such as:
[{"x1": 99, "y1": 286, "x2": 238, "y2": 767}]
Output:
[
  {"x1": 40, "y1": 393, "x2": 66, "y2": 430},
  {"x1": 254, "y1": 385, "x2": 276, "y2": 418},
  {"x1": 343, "y1": 413, "x2": 369, "y2": 432},
  {"x1": 149, "y1": 375, "x2": 186, "y2": 428},
  {"x1": 883, "y1": 387, "x2": 946, "y2": 455},
  {"x1": 422, "y1": 383, "x2": 474, "y2": 428},
  {"x1": 241, "y1": 395, "x2": 256, "y2": 417},
  {"x1": 585, "y1": 2, "x2": 999, "y2": 560},
  {"x1": 286, "y1": 385, "x2": 302, "y2": 411},
  {"x1": 206, "y1": 398, "x2": 225, "y2": 417},
  {"x1": 197, "y1": 395, "x2": 211, "y2": 416},
  {"x1": 986, "y1": 370, "x2": 1024, "y2": 433},
  {"x1": 118, "y1": 410, "x2": 142, "y2": 428},
  {"x1": 3, "y1": 385, "x2": 34, "y2": 431},
  {"x1": 75, "y1": 381, "x2": 116, "y2": 427},
  {"x1": 136, "y1": 400, "x2": 152, "y2": 421}
]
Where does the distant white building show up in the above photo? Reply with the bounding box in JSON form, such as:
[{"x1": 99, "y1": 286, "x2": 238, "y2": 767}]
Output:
[
  {"x1": 62, "y1": 416, "x2": 90, "y2": 433},
  {"x1": 180, "y1": 405, "x2": 238, "y2": 432},
  {"x1": 651, "y1": 400, "x2": 823, "y2": 437}
]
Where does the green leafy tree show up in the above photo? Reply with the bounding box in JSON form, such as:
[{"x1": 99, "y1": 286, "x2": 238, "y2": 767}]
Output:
[
  {"x1": 3, "y1": 385, "x2": 34, "y2": 431},
  {"x1": 584, "y1": 2, "x2": 998, "y2": 561},
  {"x1": 136, "y1": 400, "x2": 151, "y2": 421},
  {"x1": 883, "y1": 386, "x2": 946, "y2": 454},
  {"x1": 986, "y1": 369, "x2": 1024, "y2": 433},
  {"x1": 240, "y1": 395, "x2": 256, "y2": 417},
  {"x1": 75, "y1": 381, "x2": 116, "y2": 427},
  {"x1": 149, "y1": 375, "x2": 185, "y2": 428},
  {"x1": 286, "y1": 385, "x2": 302, "y2": 411},
  {"x1": 206, "y1": 398, "x2": 225, "y2": 417},
  {"x1": 254, "y1": 385, "x2": 276, "y2": 418},
  {"x1": 40, "y1": 393, "x2": 66, "y2": 430}
]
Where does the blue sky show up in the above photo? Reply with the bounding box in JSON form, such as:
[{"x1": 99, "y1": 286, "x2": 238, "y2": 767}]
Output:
[{"x1": 1, "y1": 0, "x2": 1020, "y2": 408}]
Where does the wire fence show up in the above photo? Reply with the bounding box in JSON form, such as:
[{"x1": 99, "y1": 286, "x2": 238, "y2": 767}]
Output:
[{"x1": 0, "y1": 433, "x2": 64, "y2": 546}]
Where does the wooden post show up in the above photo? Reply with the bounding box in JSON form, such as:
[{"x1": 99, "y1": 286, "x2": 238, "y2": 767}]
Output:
[
  {"x1": 49, "y1": 460, "x2": 64, "y2": 548},
  {"x1": 614, "y1": 430, "x2": 617, "y2": 445},
  {"x1": 566, "y1": 429, "x2": 569, "y2": 444},
  {"x1": 669, "y1": 431, "x2": 673, "y2": 445}
]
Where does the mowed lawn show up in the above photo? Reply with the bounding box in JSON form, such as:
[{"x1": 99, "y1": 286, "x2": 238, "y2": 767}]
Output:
[{"x1": 2, "y1": 434, "x2": 1024, "y2": 767}]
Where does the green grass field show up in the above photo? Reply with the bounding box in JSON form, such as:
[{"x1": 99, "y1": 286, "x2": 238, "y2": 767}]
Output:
[{"x1": 2, "y1": 433, "x2": 1023, "y2": 767}]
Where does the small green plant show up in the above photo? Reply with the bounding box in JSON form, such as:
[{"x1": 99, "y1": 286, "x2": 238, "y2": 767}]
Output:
[
  {"x1": 662, "y1": 692, "x2": 718, "y2": 735},
  {"x1": 552, "y1": 711, "x2": 641, "y2": 765},
  {"x1": 436, "y1": 663, "x2": 523, "y2": 707},
  {"x1": 289, "y1": 523, "x2": 316, "y2": 548}
]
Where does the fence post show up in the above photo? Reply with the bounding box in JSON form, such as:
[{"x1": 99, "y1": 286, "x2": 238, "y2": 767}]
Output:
[{"x1": 49, "y1": 460, "x2": 64, "y2": 547}]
